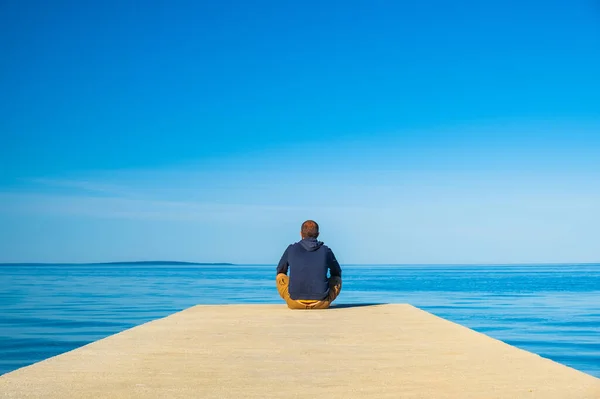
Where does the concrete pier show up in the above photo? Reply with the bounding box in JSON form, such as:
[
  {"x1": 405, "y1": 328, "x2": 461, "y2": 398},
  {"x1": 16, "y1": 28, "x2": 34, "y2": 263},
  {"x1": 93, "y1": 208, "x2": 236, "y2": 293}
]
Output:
[{"x1": 1, "y1": 304, "x2": 599, "y2": 398}]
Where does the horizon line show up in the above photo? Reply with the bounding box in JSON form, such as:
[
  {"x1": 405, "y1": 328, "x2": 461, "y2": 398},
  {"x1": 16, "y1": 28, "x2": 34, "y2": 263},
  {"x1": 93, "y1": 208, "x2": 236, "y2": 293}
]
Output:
[{"x1": 1, "y1": 261, "x2": 599, "y2": 266}]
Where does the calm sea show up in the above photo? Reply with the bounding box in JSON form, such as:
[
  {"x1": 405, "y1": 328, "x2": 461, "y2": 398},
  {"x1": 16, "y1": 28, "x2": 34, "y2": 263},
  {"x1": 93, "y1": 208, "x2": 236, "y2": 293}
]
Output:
[{"x1": 1, "y1": 264, "x2": 599, "y2": 377}]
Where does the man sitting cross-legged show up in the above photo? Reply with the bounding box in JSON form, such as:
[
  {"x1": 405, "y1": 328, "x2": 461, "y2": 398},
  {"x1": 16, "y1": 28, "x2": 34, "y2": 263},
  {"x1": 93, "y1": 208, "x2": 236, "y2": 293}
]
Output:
[{"x1": 276, "y1": 220, "x2": 342, "y2": 309}]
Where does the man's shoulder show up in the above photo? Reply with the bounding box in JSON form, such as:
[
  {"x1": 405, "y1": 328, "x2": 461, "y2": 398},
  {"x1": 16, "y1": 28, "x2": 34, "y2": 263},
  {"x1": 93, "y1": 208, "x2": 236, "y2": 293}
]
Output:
[{"x1": 286, "y1": 241, "x2": 334, "y2": 252}]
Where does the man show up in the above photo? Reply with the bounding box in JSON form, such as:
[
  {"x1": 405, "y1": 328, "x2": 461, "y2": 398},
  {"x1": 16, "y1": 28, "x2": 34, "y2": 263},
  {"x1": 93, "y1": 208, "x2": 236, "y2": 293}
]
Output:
[{"x1": 276, "y1": 220, "x2": 342, "y2": 309}]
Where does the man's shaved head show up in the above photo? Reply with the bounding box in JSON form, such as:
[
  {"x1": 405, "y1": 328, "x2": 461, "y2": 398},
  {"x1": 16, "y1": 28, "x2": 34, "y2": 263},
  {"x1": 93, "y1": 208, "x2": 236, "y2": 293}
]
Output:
[{"x1": 301, "y1": 220, "x2": 319, "y2": 239}]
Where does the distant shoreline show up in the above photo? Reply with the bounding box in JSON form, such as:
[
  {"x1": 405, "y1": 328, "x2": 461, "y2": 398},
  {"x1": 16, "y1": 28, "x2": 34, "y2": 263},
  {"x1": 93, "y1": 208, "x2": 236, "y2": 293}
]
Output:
[{"x1": 0, "y1": 261, "x2": 235, "y2": 266}]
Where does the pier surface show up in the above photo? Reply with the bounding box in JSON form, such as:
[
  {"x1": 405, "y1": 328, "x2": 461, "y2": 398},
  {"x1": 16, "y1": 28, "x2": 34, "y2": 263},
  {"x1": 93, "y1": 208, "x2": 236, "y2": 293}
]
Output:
[{"x1": 1, "y1": 304, "x2": 599, "y2": 398}]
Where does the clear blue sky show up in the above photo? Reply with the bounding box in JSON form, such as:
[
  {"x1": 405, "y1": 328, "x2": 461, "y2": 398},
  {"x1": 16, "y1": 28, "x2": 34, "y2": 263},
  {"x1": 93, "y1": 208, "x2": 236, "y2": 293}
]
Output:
[{"x1": 1, "y1": 0, "x2": 599, "y2": 264}]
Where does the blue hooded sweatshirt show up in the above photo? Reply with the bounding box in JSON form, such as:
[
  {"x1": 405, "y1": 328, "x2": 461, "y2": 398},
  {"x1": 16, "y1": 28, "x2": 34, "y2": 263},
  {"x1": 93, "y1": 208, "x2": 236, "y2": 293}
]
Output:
[{"x1": 276, "y1": 237, "x2": 342, "y2": 300}]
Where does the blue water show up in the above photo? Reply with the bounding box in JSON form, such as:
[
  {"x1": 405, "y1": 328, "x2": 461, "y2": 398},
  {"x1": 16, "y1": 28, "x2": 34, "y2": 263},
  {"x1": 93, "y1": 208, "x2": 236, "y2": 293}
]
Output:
[{"x1": 1, "y1": 264, "x2": 599, "y2": 377}]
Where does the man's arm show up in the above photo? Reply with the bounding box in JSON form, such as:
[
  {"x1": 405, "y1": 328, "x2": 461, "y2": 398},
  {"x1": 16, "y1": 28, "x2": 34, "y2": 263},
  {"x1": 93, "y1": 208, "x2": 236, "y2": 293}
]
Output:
[
  {"x1": 327, "y1": 248, "x2": 342, "y2": 278},
  {"x1": 276, "y1": 245, "x2": 291, "y2": 275}
]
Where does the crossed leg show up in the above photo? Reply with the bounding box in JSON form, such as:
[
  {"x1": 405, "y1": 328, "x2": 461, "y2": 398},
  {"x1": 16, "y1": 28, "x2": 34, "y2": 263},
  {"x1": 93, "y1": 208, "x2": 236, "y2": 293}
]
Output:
[{"x1": 276, "y1": 273, "x2": 342, "y2": 310}]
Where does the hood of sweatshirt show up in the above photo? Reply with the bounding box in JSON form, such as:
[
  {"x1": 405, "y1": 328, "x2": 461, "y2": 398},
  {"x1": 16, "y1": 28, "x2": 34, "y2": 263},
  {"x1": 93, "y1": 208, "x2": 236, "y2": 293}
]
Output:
[{"x1": 299, "y1": 237, "x2": 324, "y2": 252}]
